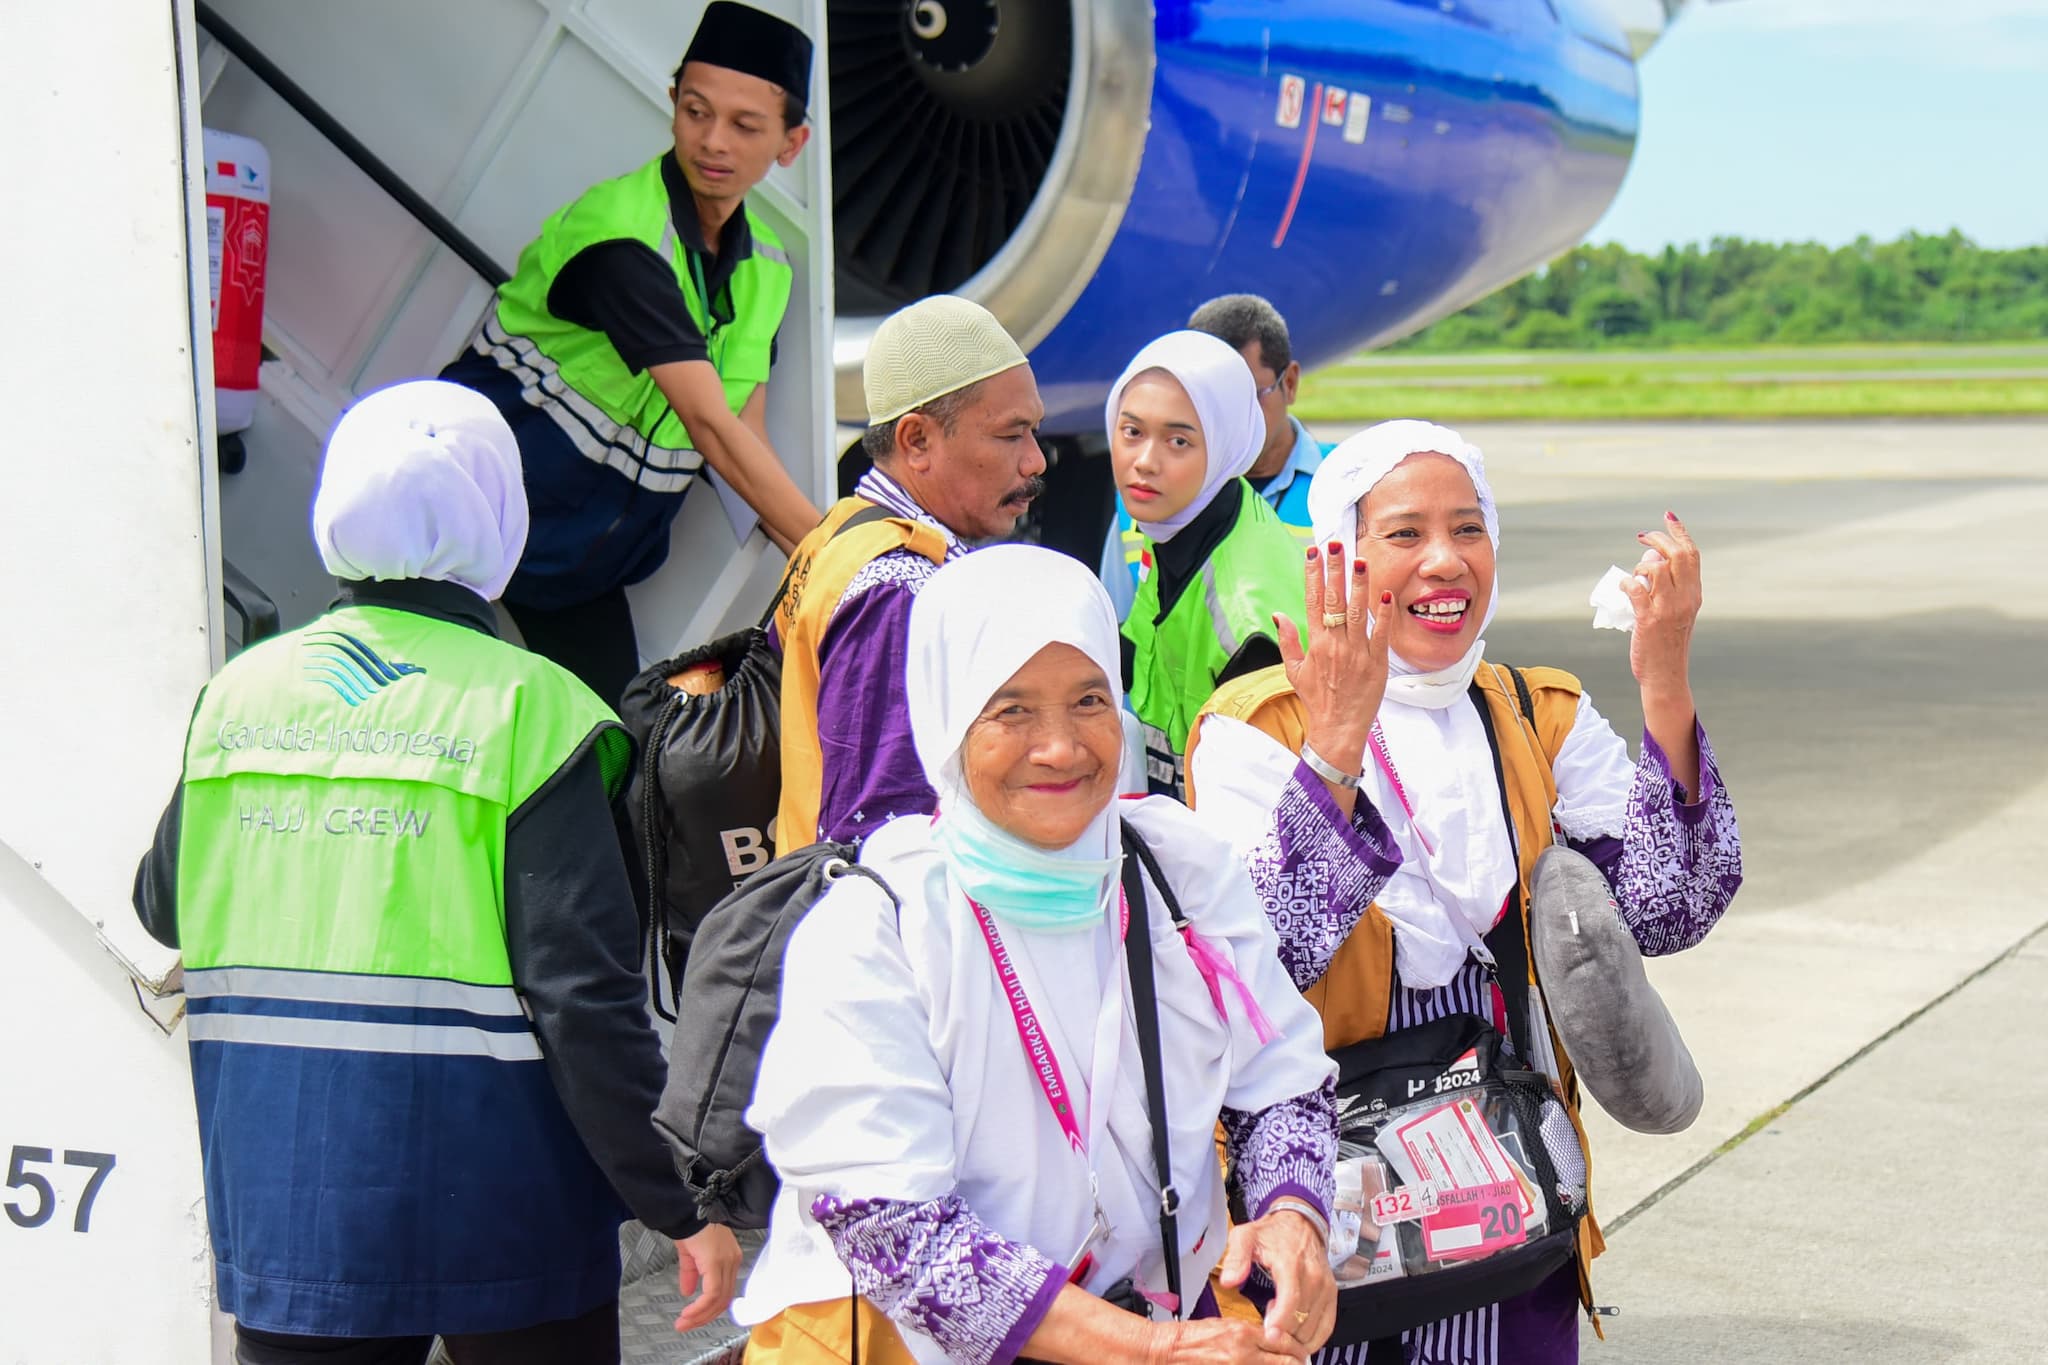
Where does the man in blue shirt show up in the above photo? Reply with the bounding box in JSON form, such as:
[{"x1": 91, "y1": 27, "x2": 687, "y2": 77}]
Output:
[{"x1": 1099, "y1": 293, "x2": 1331, "y2": 617}]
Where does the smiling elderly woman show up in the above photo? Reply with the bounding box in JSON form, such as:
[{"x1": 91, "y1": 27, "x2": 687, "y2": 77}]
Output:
[
  {"x1": 1186, "y1": 421, "x2": 1743, "y2": 1364},
  {"x1": 733, "y1": 546, "x2": 1391, "y2": 1365}
]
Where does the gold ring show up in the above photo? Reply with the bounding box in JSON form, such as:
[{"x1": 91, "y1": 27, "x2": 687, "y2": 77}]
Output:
[
  {"x1": 1293, "y1": 1309, "x2": 1310, "y2": 1326},
  {"x1": 1321, "y1": 611, "x2": 1348, "y2": 628}
]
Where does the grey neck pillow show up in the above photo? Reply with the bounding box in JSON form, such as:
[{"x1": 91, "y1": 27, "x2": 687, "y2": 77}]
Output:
[{"x1": 1529, "y1": 845, "x2": 1703, "y2": 1135}]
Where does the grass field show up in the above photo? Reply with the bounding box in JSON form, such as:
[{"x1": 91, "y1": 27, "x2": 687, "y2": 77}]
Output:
[{"x1": 1295, "y1": 342, "x2": 2048, "y2": 422}]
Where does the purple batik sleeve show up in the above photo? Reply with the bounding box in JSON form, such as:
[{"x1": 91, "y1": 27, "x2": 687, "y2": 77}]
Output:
[
  {"x1": 1242, "y1": 764, "x2": 1402, "y2": 990},
  {"x1": 815, "y1": 582, "x2": 938, "y2": 844},
  {"x1": 1568, "y1": 721, "x2": 1742, "y2": 957},
  {"x1": 1220, "y1": 1077, "x2": 1339, "y2": 1224},
  {"x1": 811, "y1": 1192, "x2": 1065, "y2": 1365}
]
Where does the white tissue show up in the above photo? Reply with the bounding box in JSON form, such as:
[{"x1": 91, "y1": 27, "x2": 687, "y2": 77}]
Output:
[
  {"x1": 1590, "y1": 566, "x2": 1641, "y2": 631},
  {"x1": 1590, "y1": 545, "x2": 1666, "y2": 631}
]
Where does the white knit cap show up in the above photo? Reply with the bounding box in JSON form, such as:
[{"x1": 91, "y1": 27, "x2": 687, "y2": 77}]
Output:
[{"x1": 863, "y1": 295, "x2": 1029, "y2": 424}]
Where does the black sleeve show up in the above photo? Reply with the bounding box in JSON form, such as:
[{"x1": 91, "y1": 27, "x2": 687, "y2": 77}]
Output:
[
  {"x1": 504, "y1": 734, "x2": 704, "y2": 1240},
  {"x1": 132, "y1": 784, "x2": 184, "y2": 950},
  {"x1": 1216, "y1": 633, "x2": 1283, "y2": 687},
  {"x1": 547, "y1": 240, "x2": 710, "y2": 374}
]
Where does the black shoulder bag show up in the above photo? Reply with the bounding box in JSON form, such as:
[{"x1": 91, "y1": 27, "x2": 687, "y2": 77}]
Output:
[
  {"x1": 1322, "y1": 668, "x2": 1590, "y2": 1353},
  {"x1": 621, "y1": 504, "x2": 897, "y2": 1020}
]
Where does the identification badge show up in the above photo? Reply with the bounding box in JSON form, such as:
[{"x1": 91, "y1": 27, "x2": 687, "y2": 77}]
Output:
[
  {"x1": 1066, "y1": 1202, "x2": 1113, "y2": 1286},
  {"x1": 1421, "y1": 1179, "x2": 1529, "y2": 1262}
]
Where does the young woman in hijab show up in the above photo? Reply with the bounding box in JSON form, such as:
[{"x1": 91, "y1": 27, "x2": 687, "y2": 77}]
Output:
[
  {"x1": 735, "y1": 545, "x2": 1396, "y2": 1365},
  {"x1": 1108, "y1": 330, "x2": 1308, "y2": 798},
  {"x1": 1185, "y1": 420, "x2": 1744, "y2": 1365}
]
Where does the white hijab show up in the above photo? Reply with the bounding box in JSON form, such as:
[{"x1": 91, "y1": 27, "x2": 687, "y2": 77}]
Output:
[
  {"x1": 1209, "y1": 420, "x2": 1517, "y2": 988},
  {"x1": 1103, "y1": 330, "x2": 1265, "y2": 543},
  {"x1": 746, "y1": 543, "x2": 1333, "y2": 1337},
  {"x1": 907, "y1": 544, "x2": 1127, "y2": 865},
  {"x1": 1307, "y1": 419, "x2": 1499, "y2": 707},
  {"x1": 312, "y1": 379, "x2": 528, "y2": 602}
]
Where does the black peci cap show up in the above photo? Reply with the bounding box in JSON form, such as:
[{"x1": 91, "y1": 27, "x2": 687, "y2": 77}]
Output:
[{"x1": 680, "y1": 2, "x2": 814, "y2": 110}]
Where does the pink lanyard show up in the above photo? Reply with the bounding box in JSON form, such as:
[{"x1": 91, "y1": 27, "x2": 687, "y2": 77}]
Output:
[
  {"x1": 1368, "y1": 724, "x2": 1511, "y2": 1009},
  {"x1": 1367, "y1": 721, "x2": 1436, "y2": 856},
  {"x1": 965, "y1": 893, "x2": 1127, "y2": 1155}
]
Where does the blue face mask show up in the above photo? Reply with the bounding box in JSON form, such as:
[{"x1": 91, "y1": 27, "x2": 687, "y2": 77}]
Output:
[{"x1": 932, "y1": 800, "x2": 1121, "y2": 934}]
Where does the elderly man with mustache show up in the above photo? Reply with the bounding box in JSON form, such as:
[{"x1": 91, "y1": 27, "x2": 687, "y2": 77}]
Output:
[{"x1": 771, "y1": 294, "x2": 1050, "y2": 850}]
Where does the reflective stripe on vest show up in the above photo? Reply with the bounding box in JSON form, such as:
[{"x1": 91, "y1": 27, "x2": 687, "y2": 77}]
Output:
[
  {"x1": 475, "y1": 313, "x2": 702, "y2": 494},
  {"x1": 483, "y1": 153, "x2": 791, "y2": 495},
  {"x1": 183, "y1": 968, "x2": 541, "y2": 1061}
]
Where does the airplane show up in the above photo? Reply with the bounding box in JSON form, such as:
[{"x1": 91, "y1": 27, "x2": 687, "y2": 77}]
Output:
[{"x1": 0, "y1": 1, "x2": 1688, "y2": 1360}]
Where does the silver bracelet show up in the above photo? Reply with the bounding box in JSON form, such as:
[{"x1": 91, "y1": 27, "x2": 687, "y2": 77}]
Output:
[
  {"x1": 1266, "y1": 1195, "x2": 1332, "y2": 1243},
  {"x1": 1300, "y1": 741, "x2": 1361, "y2": 789}
]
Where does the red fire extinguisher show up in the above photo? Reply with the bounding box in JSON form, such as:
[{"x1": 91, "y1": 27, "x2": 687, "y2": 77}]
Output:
[{"x1": 204, "y1": 128, "x2": 270, "y2": 440}]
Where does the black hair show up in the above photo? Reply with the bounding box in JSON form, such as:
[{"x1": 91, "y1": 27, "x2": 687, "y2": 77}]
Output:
[
  {"x1": 1187, "y1": 293, "x2": 1294, "y2": 375},
  {"x1": 861, "y1": 381, "x2": 986, "y2": 463}
]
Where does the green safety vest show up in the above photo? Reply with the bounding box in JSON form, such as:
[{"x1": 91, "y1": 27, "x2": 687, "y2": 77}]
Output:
[
  {"x1": 176, "y1": 606, "x2": 628, "y2": 989},
  {"x1": 484, "y1": 153, "x2": 792, "y2": 491},
  {"x1": 1124, "y1": 481, "x2": 1307, "y2": 796}
]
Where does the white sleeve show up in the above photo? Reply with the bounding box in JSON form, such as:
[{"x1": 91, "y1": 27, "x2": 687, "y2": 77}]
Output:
[
  {"x1": 1129, "y1": 800, "x2": 1336, "y2": 1116},
  {"x1": 1549, "y1": 691, "x2": 1636, "y2": 842},
  {"x1": 745, "y1": 877, "x2": 959, "y2": 1203},
  {"x1": 1185, "y1": 713, "x2": 1299, "y2": 855}
]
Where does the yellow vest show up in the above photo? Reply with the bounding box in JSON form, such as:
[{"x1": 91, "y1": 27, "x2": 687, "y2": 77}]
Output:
[
  {"x1": 1187, "y1": 661, "x2": 1610, "y2": 1323},
  {"x1": 772, "y1": 496, "x2": 949, "y2": 851}
]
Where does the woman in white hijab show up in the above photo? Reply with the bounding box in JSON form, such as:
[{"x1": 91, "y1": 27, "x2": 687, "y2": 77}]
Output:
[
  {"x1": 1106, "y1": 330, "x2": 1308, "y2": 800},
  {"x1": 1184, "y1": 420, "x2": 1744, "y2": 1365},
  {"x1": 736, "y1": 546, "x2": 1392, "y2": 1365}
]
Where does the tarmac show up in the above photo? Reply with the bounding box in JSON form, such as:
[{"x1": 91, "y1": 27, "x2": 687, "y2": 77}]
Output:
[
  {"x1": 610, "y1": 417, "x2": 2048, "y2": 1364},
  {"x1": 1310, "y1": 418, "x2": 2048, "y2": 1363}
]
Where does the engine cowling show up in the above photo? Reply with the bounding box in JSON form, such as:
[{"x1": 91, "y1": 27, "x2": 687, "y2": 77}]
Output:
[{"x1": 827, "y1": 0, "x2": 1155, "y2": 421}]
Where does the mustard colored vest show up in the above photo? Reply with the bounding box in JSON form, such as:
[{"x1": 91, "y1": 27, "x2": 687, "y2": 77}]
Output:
[
  {"x1": 772, "y1": 497, "x2": 949, "y2": 850},
  {"x1": 1187, "y1": 661, "x2": 1611, "y2": 1317}
]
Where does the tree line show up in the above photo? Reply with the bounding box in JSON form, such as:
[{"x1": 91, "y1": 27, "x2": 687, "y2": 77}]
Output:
[{"x1": 1395, "y1": 231, "x2": 2048, "y2": 351}]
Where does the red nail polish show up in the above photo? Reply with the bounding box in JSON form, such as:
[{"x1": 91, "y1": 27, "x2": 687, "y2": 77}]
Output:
[
  {"x1": 1353, "y1": 560, "x2": 1367, "y2": 575},
  {"x1": 1381, "y1": 591, "x2": 1392, "y2": 604},
  {"x1": 1306, "y1": 546, "x2": 1319, "y2": 560},
  {"x1": 1665, "y1": 510, "x2": 1677, "y2": 521},
  {"x1": 1326, "y1": 540, "x2": 1342, "y2": 555}
]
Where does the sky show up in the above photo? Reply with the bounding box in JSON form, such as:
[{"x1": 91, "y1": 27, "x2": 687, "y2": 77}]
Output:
[{"x1": 1588, "y1": 0, "x2": 2048, "y2": 253}]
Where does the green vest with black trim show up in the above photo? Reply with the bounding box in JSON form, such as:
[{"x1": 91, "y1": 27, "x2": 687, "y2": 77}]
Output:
[
  {"x1": 172, "y1": 603, "x2": 635, "y2": 1336},
  {"x1": 1123, "y1": 480, "x2": 1306, "y2": 797},
  {"x1": 485, "y1": 152, "x2": 792, "y2": 495}
]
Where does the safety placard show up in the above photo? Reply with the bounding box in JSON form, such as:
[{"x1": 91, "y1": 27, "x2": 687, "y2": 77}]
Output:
[{"x1": 1276, "y1": 74, "x2": 1306, "y2": 129}]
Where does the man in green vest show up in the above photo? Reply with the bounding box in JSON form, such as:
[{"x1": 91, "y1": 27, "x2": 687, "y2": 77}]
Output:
[
  {"x1": 442, "y1": 1, "x2": 822, "y2": 704},
  {"x1": 133, "y1": 380, "x2": 736, "y2": 1363}
]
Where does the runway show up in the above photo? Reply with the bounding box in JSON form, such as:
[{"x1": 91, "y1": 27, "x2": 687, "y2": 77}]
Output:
[
  {"x1": 1301, "y1": 418, "x2": 2047, "y2": 1361},
  {"x1": 617, "y1": 418, "x2": 2048, "y2": 1363}
]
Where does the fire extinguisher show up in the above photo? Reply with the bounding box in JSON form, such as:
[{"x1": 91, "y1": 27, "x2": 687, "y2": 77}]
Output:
[{"x1": 203, "y1": 128, "x2": 269, "y2": 462}]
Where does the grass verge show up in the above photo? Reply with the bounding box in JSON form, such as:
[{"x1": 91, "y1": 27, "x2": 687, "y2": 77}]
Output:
[{"x1": 1297, "y1": 344, "x2": 2048, "y2": 422}]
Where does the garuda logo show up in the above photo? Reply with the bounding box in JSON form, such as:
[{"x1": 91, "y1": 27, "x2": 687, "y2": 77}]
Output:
[{"x1": 304, "y1": 632, "x2": 426, "y2": 706}]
